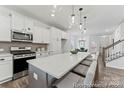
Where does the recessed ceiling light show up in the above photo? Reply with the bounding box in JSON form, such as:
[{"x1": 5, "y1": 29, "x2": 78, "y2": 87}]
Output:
[{"x1": 51, "y1": 14, "x2": 55, "y2": 17}]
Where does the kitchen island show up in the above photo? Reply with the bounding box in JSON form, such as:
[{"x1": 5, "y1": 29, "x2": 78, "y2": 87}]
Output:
[{"x1": 27, "y1": 52, "x2": 94, "y2": 88}]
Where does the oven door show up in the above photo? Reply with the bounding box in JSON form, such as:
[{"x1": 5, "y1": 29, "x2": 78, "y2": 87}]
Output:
[{"x1": 13, "y1": 56, "x2": 36, "y2": 79}]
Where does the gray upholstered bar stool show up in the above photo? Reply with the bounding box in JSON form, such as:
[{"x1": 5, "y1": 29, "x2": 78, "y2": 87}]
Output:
[
  {"x1": 80, "y1": 59, "x2": 93, "y2": 66},
  {"x1": 72, "y1": 64, "x2": 89, "y2": 77},
  {"x1": 53, "y1": 72, "x2": 85, "y2": 88}
]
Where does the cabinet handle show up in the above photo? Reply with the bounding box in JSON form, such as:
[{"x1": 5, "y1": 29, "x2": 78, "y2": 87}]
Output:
[{"x1": 0, "y1": 59, "x2": 5, "y2": 61}]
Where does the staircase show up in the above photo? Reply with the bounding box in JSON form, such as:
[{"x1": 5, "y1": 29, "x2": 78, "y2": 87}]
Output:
[{"x1": 102, "y1": 39, "x2": 124, "y2": 67}]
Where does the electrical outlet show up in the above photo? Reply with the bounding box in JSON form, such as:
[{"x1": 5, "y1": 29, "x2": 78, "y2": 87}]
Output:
[{"x1": 33, "y1": 72, "x2": 38, "y2": 80}]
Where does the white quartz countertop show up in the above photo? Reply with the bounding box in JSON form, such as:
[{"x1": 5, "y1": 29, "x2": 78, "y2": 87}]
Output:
[
  {"x1": 28, "y1": 52, "x2": 90, "y2": 79},
  {"x1": 0, "y1": 53, "x2": 12, "y2": 57}
]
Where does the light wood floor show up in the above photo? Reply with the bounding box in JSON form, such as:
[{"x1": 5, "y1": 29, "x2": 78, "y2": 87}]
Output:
[
  {"x1": 1, "y1": 55, "x2": 124, "y2": 88},
  {"x1": 0, "y1": 76, "x2": 29, "y2": 88},
  {"x1": 94, "y1": 54, "x2": 124, "y2": 88}
]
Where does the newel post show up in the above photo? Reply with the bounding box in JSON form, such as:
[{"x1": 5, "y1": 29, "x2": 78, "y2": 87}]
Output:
[{"x1": 102, "y1": 47, "x2": 106, "y2": 67}]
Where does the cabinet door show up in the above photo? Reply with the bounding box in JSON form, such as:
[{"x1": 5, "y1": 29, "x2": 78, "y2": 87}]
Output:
[
  {"x1": 56, "y1": 30, "x2": 62, "y2": 53},
  {"x1": 33, "y1": 26, "x2": 42, "y2": 43},
  {"x1": 57, "y1": 39, "x2": 62, "y2": 53},
  {"x1": 51, "y1": 28, "x2": 58, "y2": 39},
  {"x1": 25, "y1": 17, "x2": 34, "y2": 33},
  {"x1": 57, "y1": 29, "x2": 62, "y2": 39},
  {"x1": 0, "y1": 60, "x2": 13, "y2": 82},
  {"x1": 49, "y1": 38, "x2": 61, "y2": 54},
  {"x1": 49, "y1": 28, "x2": 62, "y2": 54},
  {"x1": 11, "y1": 12, "x2": 25, "y2": 31},
  {"x1": 0, "y1": 10, "x2": 11, "y2": 41},
  {"x1": 61, "y1": 31, "x2": 68, "y2": 39},
  {"x1": 43, "y1": 28, "x2": 50, "y2": 43},
  {"x1": 52, "y1": 39, "x2": 58, "y2": 52},
  {"x1": 40, "y1": 27, "x2": 45, "y2": 43}
]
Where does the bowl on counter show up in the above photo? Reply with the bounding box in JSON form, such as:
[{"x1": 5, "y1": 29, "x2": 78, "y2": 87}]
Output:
[{"x1": 70, "y1": 49, "x2": 78, "y2": 54}]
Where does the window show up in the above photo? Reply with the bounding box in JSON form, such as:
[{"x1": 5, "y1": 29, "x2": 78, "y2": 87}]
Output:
[{"x1": 79, "y1": 40, "x2": 85, "y2": 48}]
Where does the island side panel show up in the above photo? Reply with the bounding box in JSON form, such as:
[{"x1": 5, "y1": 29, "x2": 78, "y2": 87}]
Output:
[
  {"x1": 28, "y1": 64, "x2": 56, "y2": 88},
  {"x1": 28, "y1": 64, "x2": 47, "y2": 88}
]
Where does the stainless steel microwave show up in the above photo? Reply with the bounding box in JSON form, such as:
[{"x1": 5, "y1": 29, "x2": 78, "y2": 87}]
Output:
[{"x1": 11, "y1": 30, "x2": 33, "y2": 42}]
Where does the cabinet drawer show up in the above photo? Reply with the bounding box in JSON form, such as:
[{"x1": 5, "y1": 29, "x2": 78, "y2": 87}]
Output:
[{"x1": 0, "y1": 56, "x2": 12, "y2": 61}]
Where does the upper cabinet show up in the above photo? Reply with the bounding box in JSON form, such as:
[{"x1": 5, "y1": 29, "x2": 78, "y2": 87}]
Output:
[
  {"x1": 50, "y1": 27, "x2": 61, "y2": 40},
  {"x1": 0, "y1": 7, "x2": 11, "y2": 42},
  {"x1": 61, "y1": 31, "x2": 69, "y2": 40},
  {"x1": 42, "y1": 28, "x2": 50, "y2": 43},
  {"x1": 11, "y1": 12, "x2": 50, "y2": 44},
  {"x1": 11, "y1": 11, "x2": 25, "y2": 31},
  {"x1": 24, "y1": 17, "x2": 34, "y2": 33},
  {"x1": 33, "y1": 21, "x2": 50, "y2": 44},
  {"x1": 33, "y1": 26, "x2": 43, "y2": 43},
  {"x1": 11, "y1": 11, "x2": 34, "y2": 33}
]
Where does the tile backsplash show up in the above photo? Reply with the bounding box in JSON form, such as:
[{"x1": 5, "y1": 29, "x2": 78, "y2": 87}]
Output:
[{"x1": 0, "y1": 41, "x2": 48, "y2": 53}]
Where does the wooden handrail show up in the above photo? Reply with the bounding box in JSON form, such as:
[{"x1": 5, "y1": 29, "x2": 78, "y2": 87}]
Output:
[
  {"x1": 104, "y1": 39, "x2": 124, "y2": 49},
  {"x1": 102, "y1": 39, "x2": 124, "y2": 67}
]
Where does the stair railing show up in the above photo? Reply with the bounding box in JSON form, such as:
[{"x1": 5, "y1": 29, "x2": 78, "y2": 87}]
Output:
[{"x1": 102, "y1": 39, "x2": 124, "y2": 67}]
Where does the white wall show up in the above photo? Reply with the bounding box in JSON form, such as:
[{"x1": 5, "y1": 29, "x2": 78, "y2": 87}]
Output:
[
  {"x1": 89, "y1": 36, "x2": 100, "y2": 53},
  {"x1": 64, "y1": 29, "x2": 90, "y2": 52}
]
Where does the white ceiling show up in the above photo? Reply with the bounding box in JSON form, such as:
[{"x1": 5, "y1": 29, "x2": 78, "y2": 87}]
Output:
[{"x1": 5, "y1": 5, "x2": 124, "y2": 35}]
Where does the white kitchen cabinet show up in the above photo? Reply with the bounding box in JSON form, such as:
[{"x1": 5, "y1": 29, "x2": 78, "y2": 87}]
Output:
[
  {"x1": 11, "y1": 11, "x2": 25, "y2": 31},
  {"x1": 49, "y1": 27, "x2": 62, "y2": 54},
  {"x1": 0, "y1": 7, "x2": 11, "y2": 42},
  {"x1": 11, "y1": 11, "x2": 34, "y2": 33},
  {"x1": 25, "y1": 17, "x2": 34, "y2": 33},
  {"x1": 50, "y1": 27, "x2": 61, "y2": 39},
  {"x1": 33, "y1": 26, "x2": 42, "y2": 43},
  {"x1": 42, "y1": 28, "x2": 50, "y2": 43},
  {"x1": 61, "y1": 31, "x2": 68, "y2": 40},
  {"x1": 56, "y1": 39, "x2": 62, "y2": 53},
  {"x1": 0, "y1": 54, "x2": 13, "y2": 84},
  {"x1": 33, "y1": 25, "x2": 50, "y2": 44}
]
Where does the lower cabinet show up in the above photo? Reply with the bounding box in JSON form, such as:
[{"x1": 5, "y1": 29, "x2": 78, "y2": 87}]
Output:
[{"x1": 0, "y1": 54, "x2": 13, "y2": 84}]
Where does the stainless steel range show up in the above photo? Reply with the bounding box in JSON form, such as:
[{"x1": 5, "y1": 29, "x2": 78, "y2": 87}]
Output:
[{"x1": 10, "y1": 47, "x2": 36, "y2": 80}]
